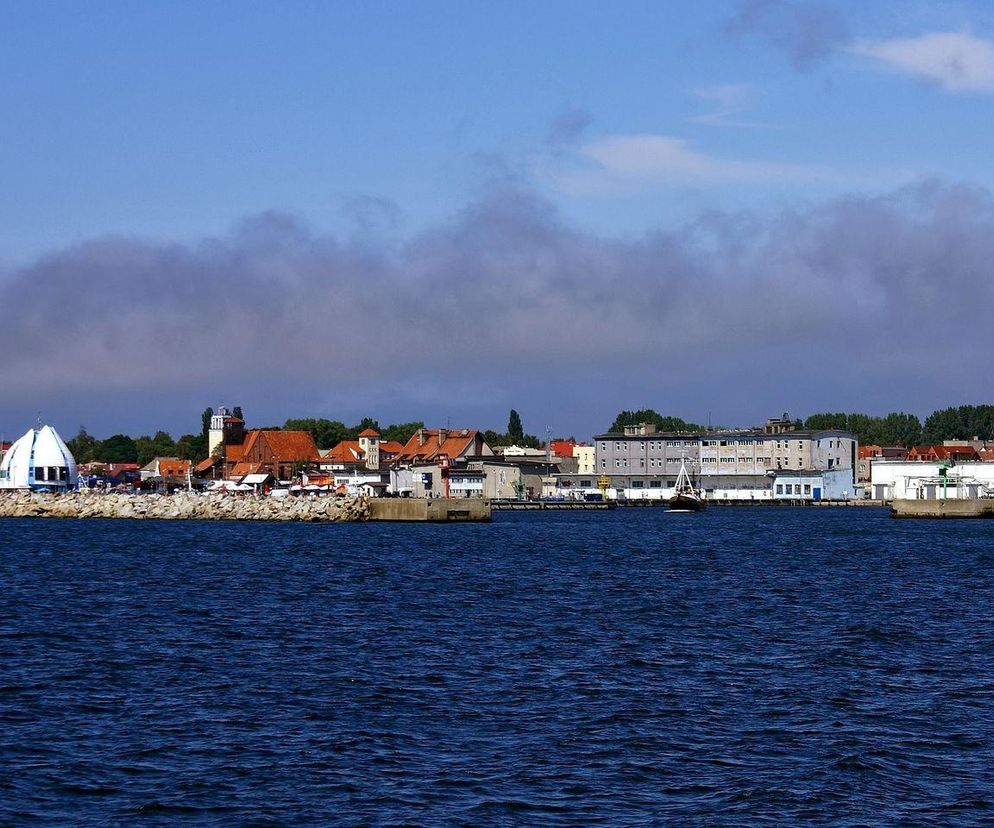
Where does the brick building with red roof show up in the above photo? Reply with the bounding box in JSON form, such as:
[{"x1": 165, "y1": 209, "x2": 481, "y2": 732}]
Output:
[{"x1": 223, "y1": 429, "x2": 321, "y2": 480}]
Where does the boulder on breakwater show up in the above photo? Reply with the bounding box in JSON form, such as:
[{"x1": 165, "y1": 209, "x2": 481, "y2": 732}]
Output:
[{"x1": 0, "y1": 491, "x2": 369, "y2": 522}]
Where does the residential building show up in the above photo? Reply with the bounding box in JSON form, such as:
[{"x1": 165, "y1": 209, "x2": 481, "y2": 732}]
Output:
[
  {"x1": 140, "y1": 457, "x2": 192, "y2": 481},
  {"x1": 573, "y1": 444, "x2": 595, "y2": 475},
  {"x1": 905, "y1": 445, "x2": 980, "y2": 462},
  {"x1": 322, "y1": 429, "x2": 405, "y2": 471},
  {"x1": 395, "y1": 428, "x2": 493, "y2": 464}
]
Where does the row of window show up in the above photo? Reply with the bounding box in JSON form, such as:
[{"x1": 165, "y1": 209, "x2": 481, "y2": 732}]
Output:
[{"x1": 776, "y1": 483, "x2": 812, "y2": 495}]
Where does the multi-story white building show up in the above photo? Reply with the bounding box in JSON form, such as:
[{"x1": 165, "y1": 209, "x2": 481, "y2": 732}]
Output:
[{"x1": 555, "y1": 417, "x2": 858, "y2": 501}]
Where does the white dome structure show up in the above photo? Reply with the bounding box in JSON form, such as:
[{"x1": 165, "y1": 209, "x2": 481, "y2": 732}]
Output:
[{"x1": 0, "y1": 425, "x2": 78, "y2": 491}]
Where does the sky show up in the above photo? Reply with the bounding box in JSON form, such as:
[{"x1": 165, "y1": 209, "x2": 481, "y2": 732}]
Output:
[{"x1": 3, "y1": 0, "x2": 994, "y2": 441}]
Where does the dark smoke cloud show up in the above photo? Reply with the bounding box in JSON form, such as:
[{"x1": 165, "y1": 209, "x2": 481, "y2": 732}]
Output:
[
  {"x1": 727, "y1": 0, "x2": 850, "y2": 69},
  {"x1": 1, "y1": 179, "x2": 993, "y2": 438}
]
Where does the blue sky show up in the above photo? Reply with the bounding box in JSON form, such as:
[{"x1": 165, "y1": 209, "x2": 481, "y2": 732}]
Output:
[{"x1": 3, "y1": 1, "x2": 994, "y2": 439}]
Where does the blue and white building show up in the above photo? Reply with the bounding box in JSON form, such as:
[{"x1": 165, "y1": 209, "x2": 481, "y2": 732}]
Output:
[{"x1": 0, "y1": 425, "x2": 78, "y2": 491}]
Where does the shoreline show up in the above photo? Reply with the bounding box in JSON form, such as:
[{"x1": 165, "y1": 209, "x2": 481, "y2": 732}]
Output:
[{"x1": 0, "y1": 491, "x2": 368, "y2": 522}]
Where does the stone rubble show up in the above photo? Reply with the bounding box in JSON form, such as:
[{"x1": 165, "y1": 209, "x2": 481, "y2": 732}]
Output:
[{"x1": 0, "y1": 491, "x2": 369, "y2": 522}]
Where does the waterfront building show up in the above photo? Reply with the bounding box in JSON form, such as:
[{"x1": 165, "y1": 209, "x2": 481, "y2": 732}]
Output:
[
  {"x1": 772, "y1": 469, "x2": 857, "y2": 501},
  {"x1": 574, "y1": 417, "x2": 858, "y2": 502},
  {"x1": 871, "y1": 460, "x2": 994, "y2": 500},
  {"x1": 0, "y1": 425, "x2": 78, "y2": 491}
]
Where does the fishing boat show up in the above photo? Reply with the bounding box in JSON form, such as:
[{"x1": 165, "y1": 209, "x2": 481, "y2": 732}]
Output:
[{"x1": 669, "y1": 458, "x2": 705, "y2": 512}]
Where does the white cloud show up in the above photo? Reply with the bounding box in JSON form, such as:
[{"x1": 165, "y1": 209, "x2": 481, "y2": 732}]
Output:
[
  {"x1": 690, "y1": 84, "x2": 776, "y2": 128},
  {"x1": 556, "y1": 133, "x2": 819, "y2": 195},
  {"x1": 852, "y1": 31, "x2": 994, "y2": 92}
]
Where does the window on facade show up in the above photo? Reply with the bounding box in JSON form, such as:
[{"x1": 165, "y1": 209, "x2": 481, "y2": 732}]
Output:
[
  {"x1": 650, "y1": 480, "x2": 662, "y2": 488},
  {"x1": 601, "y1": 460, "x2": 606, "y2": 468},
  {"x1": 579, "y1": 480, "x2": 591, "y2": 487},
  {"x1": 804, "y1": 484, "x2": 811, "y2": 494},
  {"x1": 632, "y1": 480, "x2": 644, "y2": 488}
]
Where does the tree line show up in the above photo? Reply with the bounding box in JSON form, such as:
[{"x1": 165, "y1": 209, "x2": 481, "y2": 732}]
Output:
[
  {"x1": 604, "y1": 405, "x2": 994, "y2": 447},
  {"x1": 64, "y1": 407, "x2": 552, "y2": 466},
  {"x1": 803, "y1": 405, "x2": 994, "y2": 446}
]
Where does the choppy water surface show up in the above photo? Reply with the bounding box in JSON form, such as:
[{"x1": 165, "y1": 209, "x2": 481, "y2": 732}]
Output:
[{"x1": 3, "y1": 507, "x2": 994, "y2": 825}]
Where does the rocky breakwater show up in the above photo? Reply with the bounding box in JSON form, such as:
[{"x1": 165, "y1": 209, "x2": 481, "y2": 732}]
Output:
[{"x1": 0, "y1": 491, "x2": 369, "y2": 522}]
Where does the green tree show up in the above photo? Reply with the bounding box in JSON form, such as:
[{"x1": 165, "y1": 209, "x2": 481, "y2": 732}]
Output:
[
  {"x1": 201, "y1": 407, "x2": 213, "y2": 443},
  {"x1": 880, "y1": 412, "x2": 923, "y2": 446},
  {"x1": 923, "y1": 404, "x2": 994, "y2": 443},
  {"x1": 134, "y1": 436, "x2": 156, "y2": 466},
  {"x1": 381, "y1": 421, "x2": 423, "y2": 444},
  {"x1": 508, "y1": 410, "x2": 524, "y2": 441},
  {"x1": 232, "y1": 406, "x2": 243, "y2": 421},
  {"x1": 348, "y1": 417, "x2": 381, "y2": 439},
  {"x1": 608, "y1": 409, "x2": 702, "y2": 434},
  {"x1": 98, "y1": 434, "x2": 138, "y2": 464},
  {"x1": 66, "y1": 427, "x2": 99, "y2": 464},
  {"x1": 175, "y1": 433, "x2": 208, "y2": 462},
  {"x1": 284, "y1": 418, "x2": 350, "y2": 450}
]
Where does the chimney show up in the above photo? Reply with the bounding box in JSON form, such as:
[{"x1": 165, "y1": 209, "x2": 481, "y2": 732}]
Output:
[
  {"x1": 437, "y1": 428, "x2": 448, "y2": 446},
  {"x1": 417, "y1": 428, "x2": 426, "y2": 446}
]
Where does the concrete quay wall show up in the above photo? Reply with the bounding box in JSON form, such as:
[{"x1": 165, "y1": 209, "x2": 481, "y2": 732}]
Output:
[
  {"x1": 0, "y1": 491, "x2": 369, "y2": 522},
  {"x1": 369, "y1": 498, "x2": 491, "y2": 522},
  {"x1": 891, "y1": 498, "x2": 994, "y2": 519}
]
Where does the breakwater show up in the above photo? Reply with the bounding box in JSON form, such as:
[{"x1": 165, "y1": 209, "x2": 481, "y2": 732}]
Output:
[
  {"x1": 0, "y1": 491, "x2": 368, "y2": 522},
  {"x1": 891, "y1": 497, "x2": 994, "y2": 519}
]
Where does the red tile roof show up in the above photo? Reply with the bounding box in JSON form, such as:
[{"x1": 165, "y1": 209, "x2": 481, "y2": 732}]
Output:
[
  {"x1": 195, "y1": 457, "x2": 220, "y2": 474},
  {"x1": 231, "y1": 462, "x2": 263, "y2": 477},
  {"x1": 322, "y1": 441, "x2": 363, "y2": 464},
  {"x1": 396, "y1": 429, "x2": 482, "y2": 463},
  {"x1": 156, "y1": 458, "x2": 191, "y2": 477},
  {"x1": 262, "y1": 431, "x2": 321, "y2": 460},
  {"x1": 357, "y1": 428, "x2": 381, "y2": 438}
]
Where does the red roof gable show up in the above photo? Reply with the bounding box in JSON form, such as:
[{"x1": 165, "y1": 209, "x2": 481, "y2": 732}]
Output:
[
  {"x1": 396, "y1": 429, "x2": 482, "y2": 463},
  {"x1": 357, "y1": 428, "x2": 381, "y2": 438},
  {"x1": 323, "y1": 441, "x2": 363, "y2": 464}
]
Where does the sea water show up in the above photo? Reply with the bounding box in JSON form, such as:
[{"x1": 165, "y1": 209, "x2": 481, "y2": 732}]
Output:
[{"x1": 3, "y1": 508, "x2": 994, "y2": 825}]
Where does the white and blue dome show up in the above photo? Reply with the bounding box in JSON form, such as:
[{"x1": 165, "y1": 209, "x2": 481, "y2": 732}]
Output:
[{"x1": 0, "y1": 425, "x2": 78, "y2": 491}]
